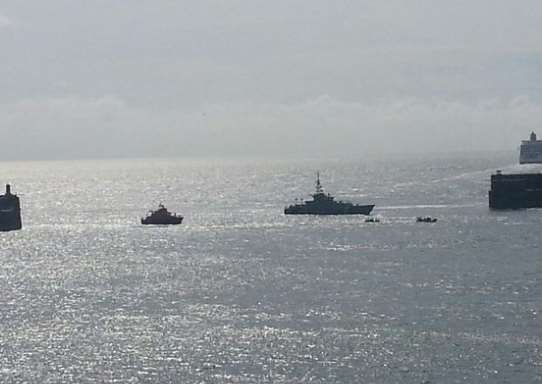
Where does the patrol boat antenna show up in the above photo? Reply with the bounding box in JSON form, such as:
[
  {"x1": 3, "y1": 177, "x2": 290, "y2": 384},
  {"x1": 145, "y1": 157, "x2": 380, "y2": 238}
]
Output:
[{"x1": 315, "y1": 171, "x2": 324, "y2": 195}]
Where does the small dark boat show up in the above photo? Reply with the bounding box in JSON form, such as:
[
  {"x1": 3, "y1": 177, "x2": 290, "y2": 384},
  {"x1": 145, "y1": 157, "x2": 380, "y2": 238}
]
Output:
[
  {"x1": 416, "y1": 216, "x2": 437, "y2": 223},
  {"x1": 365, "y1": 217, "x2": 380, "y2": 223},
  {"x1": 285, "y1": 172, "x2": 374, "y2": 215},
  {"x1": 0, "y1": 184, "x2": 22, "y2": 232},
  {"x1": 141, "y1": 204, "x2": 183, "y2": 225}
]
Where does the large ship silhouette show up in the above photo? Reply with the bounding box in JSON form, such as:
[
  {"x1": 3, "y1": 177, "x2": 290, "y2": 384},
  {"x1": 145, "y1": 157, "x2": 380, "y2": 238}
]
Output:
[
  {"x1": 488, "y1": 131, "x2": 542, "y2": 209},
  {"x1": 519, "y1": 131, "x2": 542, "y2": 164},
  {"x1": 285, "y1": 172, "x2": 374, "y2": 215},
  {"x1": 0, "y1": 184, "x2": 22, "y2": 231}
]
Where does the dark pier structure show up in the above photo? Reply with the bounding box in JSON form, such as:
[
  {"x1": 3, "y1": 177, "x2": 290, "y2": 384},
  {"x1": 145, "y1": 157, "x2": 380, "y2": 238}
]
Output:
[
  {"x1": 489, "y1": 171, "x2": 542, "y2": 209},
  {"x1": 0, "y1": 184, "x2": 22, "y2": 231}
]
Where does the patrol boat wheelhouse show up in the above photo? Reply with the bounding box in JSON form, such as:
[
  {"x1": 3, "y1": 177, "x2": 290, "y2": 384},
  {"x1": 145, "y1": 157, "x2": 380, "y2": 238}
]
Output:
[
  {"x1": 519, "y1": 131, "x2": 542, "y2": 164},
  {"x1": 284, "y1": 172, "x2": 374, "y2": 215}
]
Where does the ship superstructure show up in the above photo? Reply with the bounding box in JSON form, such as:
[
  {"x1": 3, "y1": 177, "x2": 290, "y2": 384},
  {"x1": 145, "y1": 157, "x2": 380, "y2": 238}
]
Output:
[
  {"x1": 285, "y1": 172, "x2": 374, "y2": 215},
  {"x1": 0, "y1": 184, "x2": 22, "y2": 231},
  {"x1": 519, "y1": 131, "x2": 542, "y2": 164}
]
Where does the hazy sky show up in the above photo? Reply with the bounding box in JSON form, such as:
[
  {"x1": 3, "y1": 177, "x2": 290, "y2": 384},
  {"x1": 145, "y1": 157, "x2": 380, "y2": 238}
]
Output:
[{"x1": 1, "y1": 1, "x2": 541, "y2": 159}]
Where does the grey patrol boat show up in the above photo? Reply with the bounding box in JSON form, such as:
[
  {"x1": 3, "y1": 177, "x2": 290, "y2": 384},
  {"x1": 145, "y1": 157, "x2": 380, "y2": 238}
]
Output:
[
  {"x1": 284, "y1": 172, "x2": 374, "y2": 215},
  {"x1": 141, "y1": 204, "x2": 183, "y2": 225}
]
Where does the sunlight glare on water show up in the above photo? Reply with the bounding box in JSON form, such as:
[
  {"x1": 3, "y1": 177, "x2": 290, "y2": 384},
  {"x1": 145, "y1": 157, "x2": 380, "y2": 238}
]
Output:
[{"x1": 0, "y1": 154, "x2": 540, "y2": 383}]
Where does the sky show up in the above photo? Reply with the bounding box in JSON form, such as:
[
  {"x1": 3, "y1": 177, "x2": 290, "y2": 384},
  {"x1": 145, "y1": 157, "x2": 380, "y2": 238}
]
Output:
[{"x1": 0, "y1": 0, "x2": 541, "y2": 160}]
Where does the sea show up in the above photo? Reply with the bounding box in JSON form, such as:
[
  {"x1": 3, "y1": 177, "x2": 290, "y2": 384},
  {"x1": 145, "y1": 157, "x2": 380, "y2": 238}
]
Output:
[{"x1": 0, "y1": 152, "x2": 540, "y2": 383}]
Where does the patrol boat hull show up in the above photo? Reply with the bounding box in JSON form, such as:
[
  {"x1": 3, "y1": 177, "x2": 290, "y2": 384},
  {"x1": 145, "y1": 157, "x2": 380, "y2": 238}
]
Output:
[
  {"x1": 285, "y1": 204, "x2": 374, "y2": 215},
  {"x1": 489, "y1": 172, "x2": 542, "y2": 209},
  {"x1": 141, "y1": 216, "x2": 183, "y2": 225}
]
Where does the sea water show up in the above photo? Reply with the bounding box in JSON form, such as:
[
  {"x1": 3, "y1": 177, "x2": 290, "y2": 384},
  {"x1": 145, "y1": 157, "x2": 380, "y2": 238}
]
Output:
[{"x1": 0, "y1": 153, "x2": 540, "y2": 383}]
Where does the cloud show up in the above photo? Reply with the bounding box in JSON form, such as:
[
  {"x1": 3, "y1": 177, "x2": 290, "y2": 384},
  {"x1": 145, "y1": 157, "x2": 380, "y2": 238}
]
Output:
[
  {"x1": 0, "y1": 95, "x2": 540, "y2": 160},
  {"x1": 0, "y1": 12, "x2": 14, "y2": 28},
  {"x1": 198, "y1": 96, "x2": 542, "y2": 155}
]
